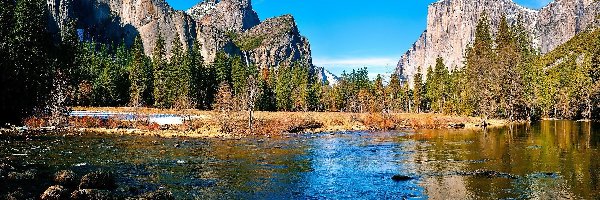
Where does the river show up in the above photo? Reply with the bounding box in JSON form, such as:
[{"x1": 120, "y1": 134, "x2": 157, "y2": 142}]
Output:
[{"x1": 1, "y1": 120, "x2": 599, "y2": 199}]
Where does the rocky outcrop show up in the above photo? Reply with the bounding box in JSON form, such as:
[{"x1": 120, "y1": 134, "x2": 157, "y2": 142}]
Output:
[
  {"x1": 46, "y1": 0, "x2": 313, "y2": 68},
  {"x1": 186, "y1": 0, "x2": 219, "y2": 21},
  {"x1": 193, "y1": 0, "x2": 261, "y2": 63},
  {"x1": 242, "y1": 15, "x2": 312, "y2": 69},
  {"x1": 396, "y1": 0, "x2": 600, "y2": 83},
  {"x1": 47, "y1": 0, "x2": 197, "y2": 56},
  {"x1": 315, "y1": 66, "x2": 339, "y2": 86}
]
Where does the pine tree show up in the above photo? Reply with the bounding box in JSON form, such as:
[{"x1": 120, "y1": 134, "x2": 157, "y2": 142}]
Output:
[
  {"x1": 152, "y1": 33, "x2": 168, "y2": 108},
  {"x1": 231, "y1": 55, "x2": 247, "y2": 96},
  {"x1": 291, "y1": 62, "x2": 310, "y2": 111},
  {"x1": 413, "y1": 67, "x2": 424, "y2": 113},
  {"x1": 387, "y1": 73, "x2": 402, "y2": 112},
  {"x1": 171, "y1": 34, "x2": 192, "y2": 109},
  {"x1": 275, "y1": 66, "x2": 293, "y2": 111},
  {"x1": 0, "y1": 0, "x2": 14, "y2": 123},
  {"x1": 308, "y1": 79, "x2": 322, "y2": 111},
  {"x1": 128, "y1": 36, "x2": 152, "y2": 106},
  {"x1": 496, "y1": 15, "x2": 523, "y2": 120},
  {"x1": 465, "y1": 13, "x2": 495, "y2": 118},
  {"x1": 424, "y1": 65, "x2": 434, "y2": 112},
  {"x1": 373, "y1": 74, "x2": 385, "y2": 113},
  {"x1": 60, "y1": 19, "x2": 80, "y2": 95},
  {"x1": 214, "y1": 51, "x2": 232, "y2": 85},
  {"x1": 9, "y1": 0, "x2": 54, "y2": 121},
  {"x1": 189, "y1": 40, "x2": 210, "y2": 109},
  {"x1": 430, "y1": 57, "x2": 450, "y2": 113}
]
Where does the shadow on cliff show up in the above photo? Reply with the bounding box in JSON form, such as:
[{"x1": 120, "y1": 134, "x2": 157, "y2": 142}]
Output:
[{"x1": 73, "y1": 0, "x2": 139, "y2": 47}]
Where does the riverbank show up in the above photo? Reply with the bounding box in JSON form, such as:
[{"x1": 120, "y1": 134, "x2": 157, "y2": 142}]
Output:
[{"x1": 13, "y1": 107, "x2": 508, "y2": 138}]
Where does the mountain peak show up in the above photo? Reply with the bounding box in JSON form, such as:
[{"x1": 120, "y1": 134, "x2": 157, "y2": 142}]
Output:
[{"x1": 395, "y1": 0, "x2": 599, "y2": 84}]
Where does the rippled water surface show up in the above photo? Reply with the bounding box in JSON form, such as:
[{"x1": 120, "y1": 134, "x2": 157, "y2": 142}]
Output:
[{"x1": 1, "y1": 120, "x2": 599, "y2": 199}]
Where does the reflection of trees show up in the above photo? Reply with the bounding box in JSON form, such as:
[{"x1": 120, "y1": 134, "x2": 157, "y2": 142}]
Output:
[{"x1": 409, "y1": 121, "x2": 600, "y2": 199}]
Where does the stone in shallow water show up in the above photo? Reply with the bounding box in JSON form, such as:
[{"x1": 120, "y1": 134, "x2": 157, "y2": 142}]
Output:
[
  {"x1": 40, "y1": 185, "x2": 69, "y2": 200},
  {"x1": 391, "y1": 175, "x2": 413, "y2": 181},
  {"x1": 79, "y1": 171, "x2": 117, "y2": 190},
  {"x1": 54, "y1": 170, "x2": 77, "y2": 187},
  {"x1": 70, "y1": 189, "x2": 114, "y2": 200},
  {"x1": 140, "y1": 189, "x2": 175, "y2": 200}
]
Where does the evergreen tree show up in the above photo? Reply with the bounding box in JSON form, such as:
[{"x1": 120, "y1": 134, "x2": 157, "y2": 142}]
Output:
[
  {"x1": 189, "y1": 40, "x2": 212, "y2": 109},
  {"x1": 387, "y1": 73, "x2": 403, "y2": 112},
  {"x1": 257, "y1": 73, "x2": 276, "y2": 111},
  {"x1": 214, "y1": 51, "x2": 232, "y2": 85},
  {"x1": 275, "y1": 66, "x2": 293, "y2": 111},
  {"x1": 128, "y1": 36, "x2": 152, "y2": 106},
  {"x1": 465, "y1": 13, "x2": 496, "y2": 118},
  {"x1": 8, "y1": 0, "x2": 54, "y2": 121},
  {"x1": 152, "y1": 33, "x2": 169, "y2": 108},
  {"x1": 0, "y1": 0, "x2": 15, "y2": 123},
  {"x1": 429, "y1": 57, "x2": 450, "y2": 113},
  {"x1": 171, "y1": 35, "x2": 192, "y2": 108},
  {"x1": 60, "y1": 19, "x2": 80, "y2": 99},
  {"x1": 496, "y1": 15, "x2": 523, "y2": 120},
  {"x1": 308, "y1": 74, "x2": 324, "y2": 111},
  {"x1": 291, "y1": 62, "x2": 310, "y2": 111},
  {"x1": 413, "y1": 67, "x2": 424, "y2": 113},
  {"x1": 231, "y1": 55, "x2": 247, "y2": 96},
  {"x1": 424, "y1": 65, "x2": 434, "y2": 112}
]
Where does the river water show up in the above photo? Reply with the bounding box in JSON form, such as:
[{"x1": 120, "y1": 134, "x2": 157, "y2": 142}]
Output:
[{"x1": 1, "y1": 120, "x2": 599, "y2": 199}]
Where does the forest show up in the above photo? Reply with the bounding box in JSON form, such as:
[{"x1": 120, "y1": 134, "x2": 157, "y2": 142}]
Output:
[{"x1": 1, "y1": 0, "x2": 599, "y2": 125}]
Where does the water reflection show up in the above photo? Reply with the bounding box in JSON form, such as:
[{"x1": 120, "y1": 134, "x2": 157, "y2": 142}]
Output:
[
  {"x1": 408, "y1": 120, "x2": 600, "y2": 199},
  {"x1": 0, "y1": 121, "x2": 599, "y2": 199}
]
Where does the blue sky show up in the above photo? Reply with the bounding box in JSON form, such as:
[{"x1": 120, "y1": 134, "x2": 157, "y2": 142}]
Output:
[{"x1": 166, "y1": 0, "x2": 552, "y2": 78}]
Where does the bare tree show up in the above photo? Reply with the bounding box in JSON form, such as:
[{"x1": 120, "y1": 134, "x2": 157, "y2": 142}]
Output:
[{"x1": 246, "y1": 75, "x2": 261, "y2": 134}]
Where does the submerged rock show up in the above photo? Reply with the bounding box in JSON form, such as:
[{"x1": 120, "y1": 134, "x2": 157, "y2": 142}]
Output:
[
  {"x1": 7, "y1": 169, "x2": 37, "y2": 182},
  {"x1": 0, "y1": 163, "x2": 15, "y2": 178},
  {"x1": 6, "y1": 189, "x2": 26, "y2": 200},
  {"x1": 70, "y1": 189, "x2": 114, "y2": 200},
  {"x1": 54, "y1": 170, "x2": 77, "y2": 187},
  {"x1": 391, "y1": 175, "x2": 413, "y2": 181},
  {"x1": 40, "y1": 185, "x2": 69, "y2": 200},
  {"x1": 448, "y1": 123, "x2": 465, "y2": 129},
  {"x1": 79, "y1": 171, "x2": 117, "y2": 190},
  {"x1": 139, "y1": 189, "x2": 175, "y2": 200},
  {"x1": 467, "y1": 170, "x2": 518, "y2": 179}
]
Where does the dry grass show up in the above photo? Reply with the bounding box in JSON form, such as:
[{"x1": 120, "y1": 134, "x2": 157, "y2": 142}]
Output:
[{"x1": 60, "y1": 107, "x2": 508, "y2": 138}]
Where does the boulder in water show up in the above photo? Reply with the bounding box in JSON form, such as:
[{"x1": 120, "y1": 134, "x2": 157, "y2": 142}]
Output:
[
  {"x1": 54, "y1": 170, "x2": 77, "y2": 187},
  {"x1": 6, "y1": 189, "x2": 26, "y2": 200},
  {"x1": 40, "y1": 185, "x2": 69, "y2": 200},
  {"x1": 79, "y1": 171, "x2": 117, "y2": 190},
  {"x1": 140, "y1": 189, "x2": 175, "y2": 200},
  {"x1": 7, "y1": 169, "x2": 37, "y2": 182},
  {"x1": 391, "y1": 174, "x2": 413, "y2": 181},
  {"x1": 70, "y1": 189, "x2": 114, "y2": 200}
]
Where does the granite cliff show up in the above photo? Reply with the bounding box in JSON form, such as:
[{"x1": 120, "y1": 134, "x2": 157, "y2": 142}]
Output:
[
  {"x1": 396, "y1": 0, "x2": 600, "y2": 83},
  {"x1": 46, "y1": 0, "x2": 312, "y2": 68}
]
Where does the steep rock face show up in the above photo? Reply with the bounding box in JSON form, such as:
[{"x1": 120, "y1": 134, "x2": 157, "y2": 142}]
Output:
[
  {"x1": 315, "y1": 66, "x2": 339, "y2": 86},
  {"x1": 242, "y1": 15, "x2": 312, "y2": 69},
  {"x1": 47, "y1": 0, "x2": 197, "y2": 55},
  {"x1": 396, "y1": 0, "x2": 600, "y2": 83},
  {"x1": 186, "y1": 0, "x2": 219, "y2": 21},
  {"x1": 536, "y1": 0, "x2": 599, "y2": 53},
  {"x1": 194, "y1": 0, "x2": 261, "y2": 63},
  {"x1": 47, "y1": 0, "x2": 313, "y2": 69}
]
